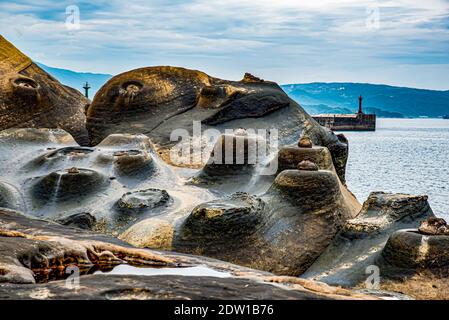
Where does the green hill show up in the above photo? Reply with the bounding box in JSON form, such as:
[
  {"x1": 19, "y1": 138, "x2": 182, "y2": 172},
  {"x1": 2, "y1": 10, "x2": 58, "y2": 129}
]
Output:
[{"x1": 281, "y1": 83, "x2": 449, "y2": 118}]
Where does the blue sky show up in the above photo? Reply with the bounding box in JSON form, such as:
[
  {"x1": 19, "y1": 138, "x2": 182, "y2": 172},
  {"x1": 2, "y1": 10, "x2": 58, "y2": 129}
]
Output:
[{"x1": 1, "y1": 0, "x2": 448, "y2": 89}]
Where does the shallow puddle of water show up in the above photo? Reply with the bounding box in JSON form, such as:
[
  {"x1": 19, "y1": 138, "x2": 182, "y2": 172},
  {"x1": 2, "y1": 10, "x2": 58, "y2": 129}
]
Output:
[
  {"x1": 94, "y1": 264, "x2": 232, "y2": 278},
  {"x1": 32, "y1": 264, "x2": 232, "y2": 283}
]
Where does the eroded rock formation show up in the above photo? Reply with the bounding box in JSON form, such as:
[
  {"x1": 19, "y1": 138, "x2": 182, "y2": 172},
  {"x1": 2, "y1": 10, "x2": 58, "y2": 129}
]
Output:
[
  {"x1": 86, "y1": 65, "x2": 349, "y2": 184},
  {"x1": 56, "y1": 212, "x2": 96, "y2": 230},
  {"x1": 382, "y1": 228, "x2": 449, "y2": 269},
  {"x1": 0, "y1": 208, "x2": 378, "y2": 300},
  {"x1": 0, "y1": 128, "x2": 178, "y2": 234},
  {"x1": 1, "y1": 37, "x2": 446, "y2": 300},
  {"x1": 120, "y1": 134, "x2": 360, "y2": 276},
  {"x1": 374, "y1": 217, "x2": 449, "y2": 299},
  {"x1": 0, "y1": 36, "x2": 89, "y2": 145},
  {"x1": 302, "y1": 192, "x2": 434, "y2": 287},
  {"x1": 418, "y1": 217, "x2": 449, "y2": 235},
  {"x1": 0, "y1": 127, "x2": 360, "y2": 277}
]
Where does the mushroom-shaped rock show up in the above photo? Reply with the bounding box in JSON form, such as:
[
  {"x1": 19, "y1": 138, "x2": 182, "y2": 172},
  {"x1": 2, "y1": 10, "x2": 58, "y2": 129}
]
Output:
[
  {"x1": 174, "y1": 192, "x2": 265, "y2": 253},
  {"x1": 119, "y1": 218, "x2": 175, "y2": 251},
  {"x1": 382, "y1": 229, "x2": 449, "y2": 269},
  {"x1": 301, "y1": 124, "x2": 349, "y2": 183},
  {"x1": 345, "y1": 192, "x2": 433, "y2": 233},
  {"x1": 0, "y1": 36, "x2": 89, "y2": 145},
  {"x1": 269, "y1": 170, "x2": 350, "y2": 216},
  {"x1": 31, "y1": 168, "x2": 109, "y2": 206},
  {"x1": 94, "y1": 149, "x2": 156, "y2": 179},
  {"x1": 93, "y1": 134, "x2": 158, "y2": 178},
  {"x1": 195, "y1": 133, "x2": 264, "y2": 181},
  {"x1": 128, "y1": 168, "x2": 359, "y2": 276},
  {"x1": 112, "y1": 150, "x2": 155, "y2": 177},
  {"x1": 302, "y1": 192, "x2": 434, "y2": 287},
  {"x1": 376, "y1": 222, "x2": 449, "y2": 299}
]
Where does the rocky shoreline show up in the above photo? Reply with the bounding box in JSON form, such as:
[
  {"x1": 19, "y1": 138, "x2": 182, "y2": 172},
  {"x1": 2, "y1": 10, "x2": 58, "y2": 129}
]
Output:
[{"x1": 1, "y1": 35, "x2": 448, "y2": 300}]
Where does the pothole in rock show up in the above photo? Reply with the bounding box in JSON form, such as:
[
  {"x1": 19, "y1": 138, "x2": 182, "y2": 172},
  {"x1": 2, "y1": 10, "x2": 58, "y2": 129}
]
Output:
[
  {"x1": 111, "y1": 189, "x2": 172, "y2": 231},
  {"x1": 116, "y1": 188, "x2": 171, "y2": 212}
]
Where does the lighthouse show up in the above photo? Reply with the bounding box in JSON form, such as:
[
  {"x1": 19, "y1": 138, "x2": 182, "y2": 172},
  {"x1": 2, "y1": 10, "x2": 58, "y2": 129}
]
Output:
[
  {"x1": 312, "y1": 95, "x2": 376, "y2": 131},
  {"x1": 358, "y1": 95, "x2": 363, "y2": 114}
]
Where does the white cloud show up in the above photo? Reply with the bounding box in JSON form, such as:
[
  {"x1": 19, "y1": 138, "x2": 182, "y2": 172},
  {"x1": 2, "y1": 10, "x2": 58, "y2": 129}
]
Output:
[{"x1": 0, "y1": 0, "x2": 448, "y2": 89}]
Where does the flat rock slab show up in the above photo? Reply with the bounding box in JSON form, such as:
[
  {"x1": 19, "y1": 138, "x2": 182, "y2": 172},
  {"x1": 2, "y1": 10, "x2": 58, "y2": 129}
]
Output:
[
  {"x1": 0, "y1": 275, "x2": 331, "y2": 300},
  {"x1": 0, "y1": 208, "x2": 378, "y2": 300}
]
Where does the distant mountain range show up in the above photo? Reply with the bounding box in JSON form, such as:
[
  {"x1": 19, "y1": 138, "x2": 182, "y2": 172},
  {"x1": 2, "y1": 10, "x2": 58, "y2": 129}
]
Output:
[
  {"x1": 37, "y1": 63, "x2": 449, "y2": 118},
  {"x1": 37, "y1": 63, "x2": 112, "y2": 99},
  {"x1": 281, "y1": 83, "x2": 449, "y2": 118}
]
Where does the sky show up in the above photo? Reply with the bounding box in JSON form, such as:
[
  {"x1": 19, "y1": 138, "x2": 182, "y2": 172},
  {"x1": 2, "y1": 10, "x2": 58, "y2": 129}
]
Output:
[{"x1": 1, "y1": 0, "x2": 449, "y2": 90}]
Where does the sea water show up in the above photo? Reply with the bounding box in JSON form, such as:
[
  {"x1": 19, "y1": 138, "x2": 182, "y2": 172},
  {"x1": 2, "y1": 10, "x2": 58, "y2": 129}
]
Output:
[{"x1": 338, "y1": 118, "x2": 449, "y2": 219}]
